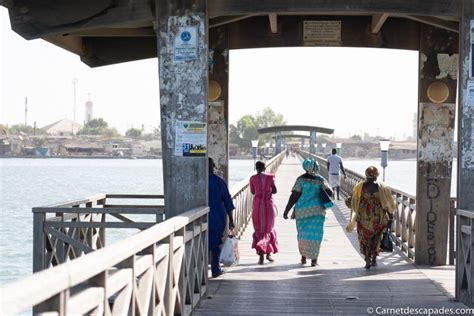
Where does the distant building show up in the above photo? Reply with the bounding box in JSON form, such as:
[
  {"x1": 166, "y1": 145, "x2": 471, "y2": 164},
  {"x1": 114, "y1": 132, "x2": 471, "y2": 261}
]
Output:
[
  {"x1": 42, "y1": 119, "x2": 83, "y2": 136},
  {"x1": 85, "y1": 100, "x2": 93, "y2": 123}
]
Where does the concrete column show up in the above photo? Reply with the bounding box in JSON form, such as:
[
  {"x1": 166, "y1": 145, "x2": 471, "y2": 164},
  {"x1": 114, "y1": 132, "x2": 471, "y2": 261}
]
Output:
[
  {"x1": 300, "y1": 138, "x2": 305, "y2": 150},
  {"x1": 275, "y1": 131, "x2": 282, "y2": 154},
  {"x1": 457, "y1": 1, "x2": 474, "y2": 306},
  {"x1": 157, "y1": 0, "x2": 208, "y2": 218},
  {"x1": 208, "y1": 25, "x2": 229, "y2": 181},
  {"x1": 309, "y1": 131, "x2": 317, "y2": 154},
  {"x1": 415, "y1": 24, "x2": 458, "y2": 265},
  {"x1": 458, "y1": 1, "x2": 474, "y2": 216}
]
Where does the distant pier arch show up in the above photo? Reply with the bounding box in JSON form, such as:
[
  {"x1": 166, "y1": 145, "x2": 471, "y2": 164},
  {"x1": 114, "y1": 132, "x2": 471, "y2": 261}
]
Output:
[{"x1": 258, "y1": 125, "x2": 334, "y2": 154}]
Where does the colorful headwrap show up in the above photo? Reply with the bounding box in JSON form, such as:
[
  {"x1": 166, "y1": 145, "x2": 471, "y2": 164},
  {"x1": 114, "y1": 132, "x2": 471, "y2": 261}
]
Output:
[
  {"x1": 302, "y1": 158, "x2": 320, "y2": 176},
  {"x1": 365, "y1": 166, "x2": 380, "y2": 179}
]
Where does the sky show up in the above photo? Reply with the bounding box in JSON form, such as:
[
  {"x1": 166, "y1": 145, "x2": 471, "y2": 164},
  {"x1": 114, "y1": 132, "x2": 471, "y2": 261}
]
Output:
[{"x1": 1, "y1": 7, "x2": 419, "y2": 139}]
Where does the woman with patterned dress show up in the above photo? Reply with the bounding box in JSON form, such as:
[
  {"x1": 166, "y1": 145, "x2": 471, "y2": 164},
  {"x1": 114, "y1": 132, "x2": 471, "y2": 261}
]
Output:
[
  {"x1": 345, "y1": 166, "x2": 396, "y2": 269},
  {"x1": 283, "y1": 159, "x2": 333, "y2": 267},
  {"x1": 250, "y1": 161, "x2": 279, "y2": 265}
]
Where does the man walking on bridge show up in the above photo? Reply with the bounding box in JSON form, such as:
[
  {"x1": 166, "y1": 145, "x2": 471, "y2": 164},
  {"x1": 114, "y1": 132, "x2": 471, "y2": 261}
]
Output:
[{"x1": 327, "y1": 148, "x2": 347, "y2": 200}]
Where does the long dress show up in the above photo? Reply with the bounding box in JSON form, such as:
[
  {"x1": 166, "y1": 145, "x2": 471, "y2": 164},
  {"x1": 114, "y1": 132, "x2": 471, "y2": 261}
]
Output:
[
  {"x1": 250, "y1": 173, "x2": 278, "y2": 255},
  {"x1": 356, "y1": 188, "x2": 388, "y2": 258},
  {"x1": 292, "y1": 174, "x2": 332, "y2": 260}
]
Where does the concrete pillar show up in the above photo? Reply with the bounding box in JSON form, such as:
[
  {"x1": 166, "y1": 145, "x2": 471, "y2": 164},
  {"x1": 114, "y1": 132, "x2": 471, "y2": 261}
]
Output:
[
  {"x1": 275, "y1": 131, "x2": 282, "y2": 154},
  {"x1": 309, "y1": 131, "x2": 317, "y2": 154},
  {"x1": 301, "y1": 138, "x2": 305, "y2": 150},
  {"x1": 457, "y1": 0, "x2": 474, "y2": 306},
  {"x1": 458, "y1": 1, "x2": 474, "y2": 218},
  {"x1": 415, "y1": 24, "x2": 458, "y2": 265},
  {"x1": 157, "y1": 0, "x2": 208, "y2": 218},
  {"x1": 208, "y1": 25, "x2": 229, "y2": 181}
]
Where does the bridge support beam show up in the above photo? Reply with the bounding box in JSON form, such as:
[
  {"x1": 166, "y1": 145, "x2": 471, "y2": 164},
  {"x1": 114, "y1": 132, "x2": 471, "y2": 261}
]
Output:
[
  {"x1": 456, "y1": 0, "x2": 474, "y2": 307},
  {"x1": 157, "y1": 0, "x2": 208, "y2": 220},
  {"x1": 275, "y1": 131, "x2": 282, "y2": 154},
  {"x1": 309, "y1": 131, "x2": 317, "y2": 154},
  {"x1": 208, "y1": 25, "x2": 229, "y2": 181},
  {"x1": 415, "y1": 24, "x2": 458, "y2": 266}
]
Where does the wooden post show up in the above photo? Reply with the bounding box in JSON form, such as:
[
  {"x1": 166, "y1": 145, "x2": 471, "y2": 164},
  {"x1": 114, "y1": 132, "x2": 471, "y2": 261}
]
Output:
[
  {"x1": 415, "y1": 24, "x2": 458, "y2": 265},
  {"x1": 457, "y1": 0, "x2": 474, "y2": 306},
  {"x1": 208, "y1": 25, "x2": 229, "y2": 181},
  {"x1": 33, "y1": 212, "x2": 46, "y2": 272},
  {"x1": 156, "y1": 0, "x2": 208, "y2": 218}
]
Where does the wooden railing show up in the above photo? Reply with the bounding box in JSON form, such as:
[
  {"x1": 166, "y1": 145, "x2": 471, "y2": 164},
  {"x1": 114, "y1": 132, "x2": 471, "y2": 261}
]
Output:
[
  {"x1": 230, "y1": 151, "x2": 286, "y2": 237},
  {"x1": 298, "y1": 150, "x2": 456, "y2": 264},
  {"x1": 0, "y1": 207, "x2": 209, "y2": 315},
  {"x1": 456, "y1": 209, "x2": 474, "y2": 307},
  {"x1": 33, "y1": 194, "x2": 164, "y2": 272}
]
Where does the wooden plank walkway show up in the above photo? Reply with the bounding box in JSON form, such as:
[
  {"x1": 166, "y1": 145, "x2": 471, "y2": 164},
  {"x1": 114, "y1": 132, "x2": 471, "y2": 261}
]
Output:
[{"x1": 195, "y1": 156, "x2": 466, "y2": 315}]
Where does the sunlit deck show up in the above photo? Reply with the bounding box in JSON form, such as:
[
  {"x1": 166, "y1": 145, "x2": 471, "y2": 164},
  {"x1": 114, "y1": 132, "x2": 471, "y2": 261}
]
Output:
[{"x1": 195, "y1": 156, "x2": 463, "y2": 315}]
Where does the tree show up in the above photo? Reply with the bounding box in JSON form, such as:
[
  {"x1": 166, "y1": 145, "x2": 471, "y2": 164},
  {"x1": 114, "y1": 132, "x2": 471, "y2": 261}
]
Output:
[
  {"x1": 230, "y1": 107, "x2": 286, "y2": 149},
  {"x1": 78, "y1": 118, "x2": 109, "y2": 135},
  {"x1": 7, "y1": 124, "x2": 43, "y2": 135},
  {"x1": 126, "y1": 128, "x2": 143, "y2": 138}
]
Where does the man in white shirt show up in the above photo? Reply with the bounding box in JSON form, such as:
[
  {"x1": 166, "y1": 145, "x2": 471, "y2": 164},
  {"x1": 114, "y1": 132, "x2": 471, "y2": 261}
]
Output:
[{"x1": 327, "y1": 148, "x2": 347, "y2": 200}]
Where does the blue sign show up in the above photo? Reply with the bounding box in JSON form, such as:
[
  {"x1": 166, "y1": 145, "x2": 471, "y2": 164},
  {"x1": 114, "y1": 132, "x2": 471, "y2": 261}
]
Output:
[{"x1": 181, "y1": 31, "x2": 191, "y2": 42}]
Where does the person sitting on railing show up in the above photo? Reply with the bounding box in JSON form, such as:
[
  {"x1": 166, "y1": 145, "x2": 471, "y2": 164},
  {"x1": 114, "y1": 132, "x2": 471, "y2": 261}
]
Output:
[
  {"x1": 250, "y1": 160, "x2": 279, "y2": 265},
  {"x1": 283, "y1": 158, "x2": 333, "y2": 267},
  {"x1": 345, "y1": 166, "x2": 396, "y2": 269},
  {"x1": 327, "y1": 148, "x2": 347, "y2": 200},
  {"x1": 208, "y1": 158, "x2": 235, "y2": 278}
]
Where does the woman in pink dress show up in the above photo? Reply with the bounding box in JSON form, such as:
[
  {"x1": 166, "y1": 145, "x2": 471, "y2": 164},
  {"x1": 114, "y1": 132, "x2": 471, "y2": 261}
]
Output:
[{"x1": 250, "y1": 161, "x2": 279, "y2": 265}]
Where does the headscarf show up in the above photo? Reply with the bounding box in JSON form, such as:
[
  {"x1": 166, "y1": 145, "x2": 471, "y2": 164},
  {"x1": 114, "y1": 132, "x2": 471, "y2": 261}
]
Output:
[
  {"x1": 365, "y1": 166, "x2": 380, "y2": 179},
  {"x1": 302, "y1": 158, "x2": 320, "y2": 176}
]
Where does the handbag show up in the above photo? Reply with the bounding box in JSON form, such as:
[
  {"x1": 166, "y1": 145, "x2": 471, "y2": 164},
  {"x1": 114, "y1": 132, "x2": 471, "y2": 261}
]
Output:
[
  {"x1": 380, "y1": 225, "x2": 393, "y2": 252},
  {"x1": 319, "y1": 187, "x2": 334, "y2": 209}
]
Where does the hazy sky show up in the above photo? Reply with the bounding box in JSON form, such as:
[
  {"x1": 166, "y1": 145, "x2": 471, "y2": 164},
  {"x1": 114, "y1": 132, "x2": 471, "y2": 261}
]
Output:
[{"x1": 1, "y1": 7, "x2": 418, "y2": 138}]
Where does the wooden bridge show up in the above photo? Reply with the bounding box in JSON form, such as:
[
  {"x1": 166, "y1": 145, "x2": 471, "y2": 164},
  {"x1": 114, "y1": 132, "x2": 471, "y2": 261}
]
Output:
[{"x1": 1, "y1": 151, "x2": 473, "y2": 315}]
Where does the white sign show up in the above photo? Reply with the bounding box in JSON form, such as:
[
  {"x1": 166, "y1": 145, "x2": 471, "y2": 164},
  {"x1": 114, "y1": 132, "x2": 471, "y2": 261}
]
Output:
[
  {"x1": 468, "y1": 80, "x2": 474, "y2": 107},
  {"x1": 173, "y1": 26, "x2": 198, "y2": 62},
  {"x1": 174, "y1": 121, "x2": 207, "y2": 157},
  {"x1": 303, "y1": 21, "x2": 341, "y2": 46}
]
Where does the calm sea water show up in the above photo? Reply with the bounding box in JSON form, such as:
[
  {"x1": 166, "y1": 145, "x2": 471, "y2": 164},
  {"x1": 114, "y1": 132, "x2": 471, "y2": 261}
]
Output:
[
  {"x1": 0, "y1": 158, "x2": 255, "y2": 285},
  {"x1": 343, "y1": 159, "x2": 457, "y2": 197},
  {"x1": 0, "y1": 158, "x2": 458, "y2": 285}
]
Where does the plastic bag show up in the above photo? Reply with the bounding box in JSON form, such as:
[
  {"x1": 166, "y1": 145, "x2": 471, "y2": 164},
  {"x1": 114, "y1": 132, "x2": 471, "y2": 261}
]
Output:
[{"x1": 219, "y1": 236, "x2": 239, "y2": 266}]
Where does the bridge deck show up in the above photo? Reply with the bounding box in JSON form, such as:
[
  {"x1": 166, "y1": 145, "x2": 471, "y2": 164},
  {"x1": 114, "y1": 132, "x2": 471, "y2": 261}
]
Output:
[{"x1": 195, "y1": 156, "x2": 463, "y2": 315}]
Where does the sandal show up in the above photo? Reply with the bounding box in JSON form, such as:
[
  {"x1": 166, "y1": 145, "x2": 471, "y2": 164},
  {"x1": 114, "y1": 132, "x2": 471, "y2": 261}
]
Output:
[{"x1": 301, "y1": 256, "x2": 307, "y2": 264}]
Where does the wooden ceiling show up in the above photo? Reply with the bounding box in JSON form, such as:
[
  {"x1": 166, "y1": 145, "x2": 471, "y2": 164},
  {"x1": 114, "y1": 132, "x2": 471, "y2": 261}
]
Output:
[{"x1": 3, "y1": 0, "x2": 461, "y2": 67}]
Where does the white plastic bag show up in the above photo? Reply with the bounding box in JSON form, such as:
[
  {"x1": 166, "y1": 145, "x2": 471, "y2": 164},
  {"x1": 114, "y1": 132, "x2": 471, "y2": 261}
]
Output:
[{"x1": 219, "y1": 236, "x2": 239, "y2": 266}]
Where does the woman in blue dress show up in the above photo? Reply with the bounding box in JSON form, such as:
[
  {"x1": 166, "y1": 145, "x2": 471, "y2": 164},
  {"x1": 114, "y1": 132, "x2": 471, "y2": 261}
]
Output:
[
  {"x1": 208, "y1": 158, "x2": 235, "y2": 277},
  {"x1": 283, "y1": 158, "x2": 333, "y2": 266}
]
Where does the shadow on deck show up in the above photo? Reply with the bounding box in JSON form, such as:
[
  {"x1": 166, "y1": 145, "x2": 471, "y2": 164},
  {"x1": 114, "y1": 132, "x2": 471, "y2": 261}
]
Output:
[{"x1": 194, "y1": 157, "x2": 463, "y2": 316}]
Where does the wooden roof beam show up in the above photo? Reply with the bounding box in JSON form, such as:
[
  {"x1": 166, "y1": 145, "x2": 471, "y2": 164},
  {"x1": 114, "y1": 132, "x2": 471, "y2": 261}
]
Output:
[
  {"x1": 405, "y1": 15, "x2": 459, "y2": 33},
  {"x1": 209, "y1": 15, "x2": 256, "y2": 28},
  {"x1": 371, "y1": 13, "x2": 389, "y2": 33},
  {"x1": 269, "y1": 13, "x2": 278, "y2": 33},
  {"x1": 66, "y1": 27, "x2": 155, "y2": 37}
]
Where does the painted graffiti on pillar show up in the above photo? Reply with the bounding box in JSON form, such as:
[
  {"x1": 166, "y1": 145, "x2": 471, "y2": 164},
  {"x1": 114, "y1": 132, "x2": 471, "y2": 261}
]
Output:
[{"x1": 426, "y1": 179, "x2": 440, "y2": 265}]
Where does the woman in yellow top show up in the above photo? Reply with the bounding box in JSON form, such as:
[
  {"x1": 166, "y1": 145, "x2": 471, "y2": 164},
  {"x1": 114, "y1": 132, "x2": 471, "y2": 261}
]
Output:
[{"x1": 345, "y1": 166, "x2": 396, "y2": 269}]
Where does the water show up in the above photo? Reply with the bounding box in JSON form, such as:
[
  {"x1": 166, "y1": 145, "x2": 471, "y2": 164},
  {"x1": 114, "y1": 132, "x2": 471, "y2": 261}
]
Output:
[
  {"x1": 0, "y1": 158, "x2": 458, "y2": 285},
  {"x1": 0, "y1": 158, "x2": 254, "y2": 285},
  {"x1": 343, "y1": 159, "x2": 457, "y2": 196}
]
